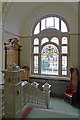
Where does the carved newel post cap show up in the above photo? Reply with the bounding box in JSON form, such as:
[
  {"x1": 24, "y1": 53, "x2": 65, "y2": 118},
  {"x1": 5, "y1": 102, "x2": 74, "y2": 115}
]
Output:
[
  {"x1": 7, "y1": 63, "x2": 20, "y2": 71},
  {"x1": 42, "y1": 83, "x2": 51, "y2": 91},
  {"x1": 31, "y1": 81, "x2": 39, "y2": 88}
]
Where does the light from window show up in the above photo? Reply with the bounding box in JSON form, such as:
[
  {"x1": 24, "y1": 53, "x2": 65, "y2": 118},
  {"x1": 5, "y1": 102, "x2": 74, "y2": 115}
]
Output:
[
  {"x1": 51, "y1": 37, "x2": 59, "y2": 45},
  {"x1": 41, "y1": 37, "x2": 49, "y2": 45},
  {"x1": 34, "y1": 56, "x2": 38, "y2": 73},
  {"x1": 41, "y1": 44, "x2": 59, "y2": 75},
  {"x1": 62, "y1": 56, "x2": 67, "y2": 75}
]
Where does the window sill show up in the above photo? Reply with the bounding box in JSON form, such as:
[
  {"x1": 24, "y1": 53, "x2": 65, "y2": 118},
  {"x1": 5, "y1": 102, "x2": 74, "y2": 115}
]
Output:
[{"x1": 30, "y1": 75, "x2": 70, "y2": 81}]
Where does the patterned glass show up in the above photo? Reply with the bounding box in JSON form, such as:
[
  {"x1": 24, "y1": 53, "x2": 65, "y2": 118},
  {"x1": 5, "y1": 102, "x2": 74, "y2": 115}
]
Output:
[{"x1": 41, "y1": 44, "x2": 59, "y2": 75}]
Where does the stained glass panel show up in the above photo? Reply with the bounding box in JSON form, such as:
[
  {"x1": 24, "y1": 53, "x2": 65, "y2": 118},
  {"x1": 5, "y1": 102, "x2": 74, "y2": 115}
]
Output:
[
  {"x1": 34, "y1": 38, "x2": 39, "y2": 45},
  {"x1": 41, "y1": 44, "x2": 59, "y2": 75},
  {"x1": 51, "y1": 37, "x2": 59, "y2": 45},
  {"x1": 62, "y1": 37, "x2": 67, "y2": 44},
  {"x1": 62, "y1": 56, "x2": 67, "y2": 75},
  {"x1": 34, "y1": 56, "x2": 38, "y2": 73},
  {"x1": 41, "y1": 38, "x2": 49, "y2": 45}
]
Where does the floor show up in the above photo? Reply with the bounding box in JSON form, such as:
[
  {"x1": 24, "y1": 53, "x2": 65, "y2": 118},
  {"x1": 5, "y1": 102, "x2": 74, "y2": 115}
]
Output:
[{"x1": 26, "y1": 97, "x2": 80, "y2": 118}]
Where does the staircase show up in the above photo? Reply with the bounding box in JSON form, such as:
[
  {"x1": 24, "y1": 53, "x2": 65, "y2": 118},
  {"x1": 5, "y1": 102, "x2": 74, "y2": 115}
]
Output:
[
  {"x1": 2, "y1": 68, "x2": 51, "y2": 119},
  {"x1": 2, "y1": 64, "x2": 78, "y2": 119}
]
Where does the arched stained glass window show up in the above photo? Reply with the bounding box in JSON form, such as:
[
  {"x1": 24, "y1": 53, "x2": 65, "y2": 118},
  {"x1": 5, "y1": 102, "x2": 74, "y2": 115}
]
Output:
[
  {"x1": 31, "y1": 14, "x2": 70, "y2": 77},
  {"x1": 41, "y1": 44, "x2": 59, "y2": 75}
]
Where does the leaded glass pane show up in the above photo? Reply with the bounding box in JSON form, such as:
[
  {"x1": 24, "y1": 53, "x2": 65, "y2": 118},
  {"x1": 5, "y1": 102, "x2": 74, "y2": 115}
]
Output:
[
  {"x1": 34, "y1": 47, "x2": 39, "y2": 53},
  {"x1": 61, "y1": 20, "x2": 68, "y2": 32},
  {"x1": 51, "y1": 37, "x2": 59, "y2": 45},
  {"x1": 34, "y1": 38, "x2": 39, "y2": 45},
  {"x1": 34, "y1": 56, "x2": 38, "y2": 73},
  {"x1": 62, "y1": 56, "x2": 67, "y2": 75},
  {"x1": 62, "y1": 46, "x2": 68, "y2": 53},
  {"x1": 41, "y1": 37, "x2": 49, "y2": 45},
  {"x1": 46, "y1": 17, "x2": 54, "y2": 28},
  {"x1": 34, "y1": 22, "x2": 40, "y2": 34},
  {"x1": 41, "y1": 18, "x2": 45, "y2": 31},
  {"x1": 62, "y1": 37, "x2": 67, "y2": 44},
  {"x1": 55, "y1": 17, "x2": 59, "y2": 30},
  {"x1": 41, "y1": 44, "x2": 59, "y2": 75}
]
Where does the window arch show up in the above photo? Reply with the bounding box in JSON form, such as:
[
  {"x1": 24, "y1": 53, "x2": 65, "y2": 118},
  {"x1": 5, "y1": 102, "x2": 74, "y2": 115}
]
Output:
[{"x1": 31, "y1": 14, "x2": 70, "y2": 77}]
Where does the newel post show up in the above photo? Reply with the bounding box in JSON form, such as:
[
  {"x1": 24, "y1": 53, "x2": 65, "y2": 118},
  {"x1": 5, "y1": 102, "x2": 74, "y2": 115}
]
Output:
[
  {"x1": 42, "y1": 83, "x2": 51, "y2": 108},
  {"x1": 2, "y1": 63, "x2": 24, "y2": 118},
  {"x1": 31, "y1": 81, "x2": 39, "y2": 88}
]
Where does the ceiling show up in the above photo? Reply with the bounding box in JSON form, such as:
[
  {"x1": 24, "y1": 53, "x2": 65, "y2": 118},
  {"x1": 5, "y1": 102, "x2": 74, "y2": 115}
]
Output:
[{"x1": 3, "y1": 2, "x2": 78, "y2": 35}]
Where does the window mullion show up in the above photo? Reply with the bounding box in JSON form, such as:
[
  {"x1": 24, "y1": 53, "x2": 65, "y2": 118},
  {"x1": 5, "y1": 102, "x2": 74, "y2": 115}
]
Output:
[
  {"x1": 38, "y1": 44, "x2": 41, "y2": 74},
  {"x1": 59, "y1": 19, "x2": 61, "y2": 31},
  {"x1": 59, "y1": 43, "x2": 62, "y2": 76}
]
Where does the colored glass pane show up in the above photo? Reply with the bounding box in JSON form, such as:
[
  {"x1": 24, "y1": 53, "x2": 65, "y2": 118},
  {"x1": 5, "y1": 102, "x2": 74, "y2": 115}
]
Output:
[{"x1": 41, "y1": 44, "x2": 59, "y2": 75}]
